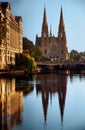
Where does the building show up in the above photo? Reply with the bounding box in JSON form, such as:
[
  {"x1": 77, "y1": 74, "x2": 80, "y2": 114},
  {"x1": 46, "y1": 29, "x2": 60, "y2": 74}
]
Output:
[
  {"x1": 0, "y1": 2, "x2": 23, "y2": 69},
  {"x1": 36, "y1": 7, "x2": 69, "y2": 61}
]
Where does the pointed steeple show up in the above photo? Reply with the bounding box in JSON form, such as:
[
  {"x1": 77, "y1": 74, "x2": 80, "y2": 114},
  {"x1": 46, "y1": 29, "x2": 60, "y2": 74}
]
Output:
[
  {"x1": 41, "y1": 7, "x2": 48, "y2": 37},
  {"x1": 42, "y1": 6, "x2": 48, "y2": 27},
  {"x1": 58, "y1": 7, "x2": 66, "y2": 41},
  {"x1": 59, "y1": 7, "x2": 64, "y2": 29}
]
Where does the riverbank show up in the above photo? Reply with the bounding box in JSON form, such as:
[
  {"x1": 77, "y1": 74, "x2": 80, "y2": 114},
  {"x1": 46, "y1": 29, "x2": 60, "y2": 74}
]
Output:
[
  {"x1": 0, "y1": 70, "x2": 26, "y2": 77},
  {"x1": 1, "y1": 68, "x2": 85, "y2": 77}
]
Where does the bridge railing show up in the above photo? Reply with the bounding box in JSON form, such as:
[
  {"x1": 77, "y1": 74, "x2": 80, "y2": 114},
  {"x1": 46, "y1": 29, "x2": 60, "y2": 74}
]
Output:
[{"x1": 37, "y1": 60, "x2": 85, "y2": 66}]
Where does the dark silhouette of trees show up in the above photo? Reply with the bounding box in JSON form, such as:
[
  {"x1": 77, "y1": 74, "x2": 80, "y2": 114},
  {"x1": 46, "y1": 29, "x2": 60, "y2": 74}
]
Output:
[
  {"x1": 70, "y1": 50, "x2": 85, "y2": 61},
  {"x1": 23, "y1": 37, "x2": 44, "y2": 61}
]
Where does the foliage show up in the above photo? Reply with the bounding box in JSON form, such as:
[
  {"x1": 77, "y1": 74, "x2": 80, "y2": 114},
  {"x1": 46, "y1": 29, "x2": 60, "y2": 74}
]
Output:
[
  {"x1": 15, "y1": 53, "x2": 37, "y2": 73},
  {"x1": 23, "y1": 38, "x2": 44, "y2": 61},
  {"x1": 70, "y1": 50, "x2": 85, "y2": 61},
  {"x1": 34, "y1": 45, "x2": 44, "y2": 61},
  {"x1": 23, "y1": 37, "x2": 35, "y2": 57}
]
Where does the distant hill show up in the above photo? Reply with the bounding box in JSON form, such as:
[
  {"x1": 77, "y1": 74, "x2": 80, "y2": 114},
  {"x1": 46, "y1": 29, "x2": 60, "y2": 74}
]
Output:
[{"x1": 23, "y1": 37, "x2": 34, "y2": 50}]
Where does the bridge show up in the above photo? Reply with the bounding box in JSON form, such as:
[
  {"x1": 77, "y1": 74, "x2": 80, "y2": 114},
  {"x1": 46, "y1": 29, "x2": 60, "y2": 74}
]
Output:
[{"x1": 37, "y1": 61, "x2": 85, "y2": 73}]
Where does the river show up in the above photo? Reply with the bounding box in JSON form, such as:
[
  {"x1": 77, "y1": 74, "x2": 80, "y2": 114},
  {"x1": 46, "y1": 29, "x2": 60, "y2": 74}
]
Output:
[{"x1": 0, "y1": 73, "x2": 85, "y2": 130}]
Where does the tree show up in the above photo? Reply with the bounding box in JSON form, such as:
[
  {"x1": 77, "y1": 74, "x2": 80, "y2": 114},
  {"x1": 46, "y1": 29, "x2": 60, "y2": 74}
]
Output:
[
  {"x1": 23, "y1": 37, "x2": 35, "y2": 57},
  {"x1": 70, "y1": 50, "x2": 79, "y2": 61},
  {"x1": 70, "y1": 50, "x2": 83, "y2": 61},
  {"x1": 34, "y1": 45, "x2": 44, "y2": 61},
  {"x1": 23, "y1": 37, "x2": 44, "y2": 61},
  {"x1": 15, "y1": 53, "x2": 37, "y2": 73}
]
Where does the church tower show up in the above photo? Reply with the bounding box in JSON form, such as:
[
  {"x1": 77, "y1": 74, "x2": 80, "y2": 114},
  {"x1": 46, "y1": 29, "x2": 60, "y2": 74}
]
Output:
[
  {"x1": 41, "y1": 7, "x2": 49, "y2": 57},
  {"x1": 58, "y1": 7, "x2": 68, "y2": 61},
  {"x1": 35, "y1": 6, "x2": 69, "y2": 61}
]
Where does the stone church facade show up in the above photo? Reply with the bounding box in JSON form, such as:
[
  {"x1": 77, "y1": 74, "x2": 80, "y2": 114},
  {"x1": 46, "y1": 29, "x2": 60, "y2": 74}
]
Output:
[{"x1": 36, "y1": 7, "x2": 69, "y2": 61}]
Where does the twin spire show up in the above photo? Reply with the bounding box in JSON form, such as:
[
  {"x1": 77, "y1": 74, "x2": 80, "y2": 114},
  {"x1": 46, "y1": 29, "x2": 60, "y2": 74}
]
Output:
[{"x1": 42, "y1": 6, "x2": 65, "y2": 36}]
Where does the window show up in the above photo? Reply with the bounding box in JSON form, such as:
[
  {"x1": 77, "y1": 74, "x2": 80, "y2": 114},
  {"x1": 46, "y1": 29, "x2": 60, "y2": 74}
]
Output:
[
  {"x1": 44, "y1": 32, "x2": 46, "y2": 37},
  {"x1": 51, "y1": 44, "x2": 57, "y2": 53},
  {"x1": 61, "y1": 32, "x2": 63, "y2": 38}
]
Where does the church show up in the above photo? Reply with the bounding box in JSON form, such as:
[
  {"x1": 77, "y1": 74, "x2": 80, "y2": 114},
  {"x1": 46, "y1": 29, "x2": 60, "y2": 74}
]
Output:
[{"x1": 36, "y1": 7, "x2": 69, "y2": 61}]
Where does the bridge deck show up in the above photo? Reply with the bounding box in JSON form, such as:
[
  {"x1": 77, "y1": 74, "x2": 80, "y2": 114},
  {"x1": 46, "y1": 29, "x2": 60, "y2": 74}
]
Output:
[{"x1": 37, "y1": 61, "x2": 85, "y2": 66}]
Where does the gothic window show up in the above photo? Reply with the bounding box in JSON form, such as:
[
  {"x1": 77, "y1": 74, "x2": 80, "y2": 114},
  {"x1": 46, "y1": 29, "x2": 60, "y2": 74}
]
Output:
[
  {"x1": 44, "y1": 32, "x2": 46, "y2": 37},
  {"x1": 61, "y1": 32, "x2": 63, "y2": 38},
  {"x1": 50, "y1": 44, "x2": 57, "y2": 53}
]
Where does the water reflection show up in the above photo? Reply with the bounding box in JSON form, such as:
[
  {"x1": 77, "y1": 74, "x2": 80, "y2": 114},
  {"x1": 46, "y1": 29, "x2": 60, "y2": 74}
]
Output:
[
  {"x1": 16, "y1": 80, "x2": 34, "y2": 96},
  {"x1": 0, "y1": 77, "x2": 35, "y2": 130},
  {"x1": 36, "y1": 74, "x2": 67, "y2": 124},
  {"x1": 1, "y1": 74, "x2": 85, "y2": 130},
  {"x1": 69, "y1": 74, "x2": 85, "y2": 83},
  {"x1": 0, "y1": 78, "x2": 23, "y2": 130},
  {"x1": 0, "y1": 79, "x2": 23, "y2": 130}
]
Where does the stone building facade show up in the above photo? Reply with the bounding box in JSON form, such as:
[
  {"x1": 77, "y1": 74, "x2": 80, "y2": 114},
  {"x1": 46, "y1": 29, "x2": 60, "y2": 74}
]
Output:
[
  {"x1": 36, "y1": 7, "x2": 69, "y2": 61},
  {"x1": 0, "y1": 2, "x2": 23, "y2": 69}
]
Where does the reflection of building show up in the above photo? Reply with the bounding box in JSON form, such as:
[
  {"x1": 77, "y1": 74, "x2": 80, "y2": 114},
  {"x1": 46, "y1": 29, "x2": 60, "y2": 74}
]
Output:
[
  {"x1": 0, "y1": 2, "x2": 23, "y2": 69},
  {"x1": 36, "y1": 74, "x2": 67, "y2": 123},
  {"x1": 16, "y1": 80, "x2": 34, "y2": 96},
  {"x1": 36, "y1": 7, "x2": 69, "y2": 61},
  {"x1": 0, "y1": 78, "x2": 23, "y2": 130}
]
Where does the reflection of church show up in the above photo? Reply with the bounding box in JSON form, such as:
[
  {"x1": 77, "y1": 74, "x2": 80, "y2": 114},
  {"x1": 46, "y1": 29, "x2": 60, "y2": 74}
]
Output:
[
  {"x1": 36, "y1": 74, "x2": 67, "y2": 123},
  {"x1": 0, "y1": 78, "x2": 23, "y2": 130},
  {"x1": 36, "y1": 7, "x2": 69, "y2": 61}
]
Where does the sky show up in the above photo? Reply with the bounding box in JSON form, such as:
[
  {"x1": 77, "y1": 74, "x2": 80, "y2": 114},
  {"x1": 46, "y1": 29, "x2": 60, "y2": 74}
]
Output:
[{"x1": 0, "y1": 0, "x2": 85, "y2": 52}]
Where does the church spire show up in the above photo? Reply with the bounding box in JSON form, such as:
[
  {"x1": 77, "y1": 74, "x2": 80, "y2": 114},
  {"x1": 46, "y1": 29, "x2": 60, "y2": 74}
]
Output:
[
  {"x1": 58, "y1": 7, "x2": 66, "y2": 41},
  {"x1": 42, "y1": 6, "x2": 48, "y2": 27},
  {"x1": 59, "y1": 7, "x2": 64, "y2": 29},
  {"x1": 41, "y1": 7, "x2": 48, "y2": 37}
]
